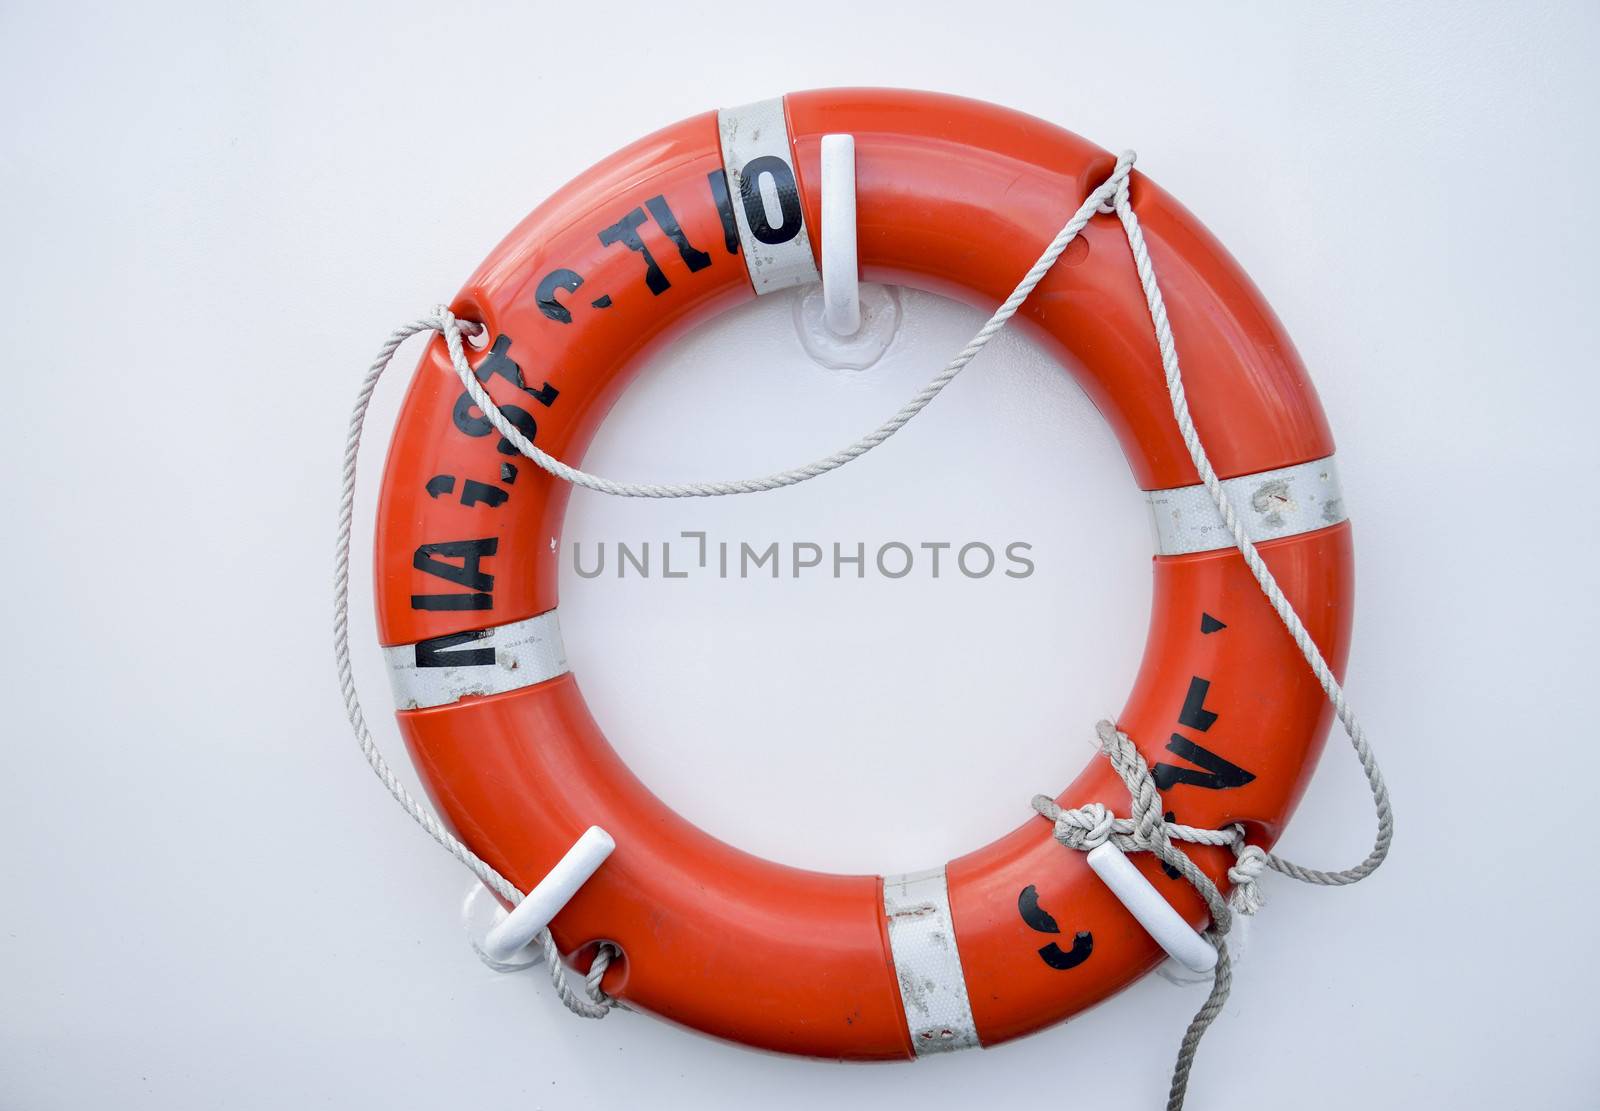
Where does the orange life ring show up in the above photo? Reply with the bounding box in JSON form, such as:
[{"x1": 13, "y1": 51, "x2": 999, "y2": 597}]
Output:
[{"x1": 372, "y1": 88, "x2": 1352, "y2": 1059}]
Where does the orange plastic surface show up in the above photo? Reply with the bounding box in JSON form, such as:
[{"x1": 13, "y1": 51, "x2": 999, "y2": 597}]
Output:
[{"x1": 373, "y1": 89, "x2": 1353, "y2": 1059}]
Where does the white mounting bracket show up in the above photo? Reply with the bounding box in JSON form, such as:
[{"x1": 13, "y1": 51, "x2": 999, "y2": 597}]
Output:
[
  {"x1": 820, "y1": 133, "x2": 860, "y2": 336},
  {"x1": 469, "y1": 826, "x2": 616, "y2": 967},
  {"x1": 1087, "y1": 840, "x2": 1218, "y2": 974}
]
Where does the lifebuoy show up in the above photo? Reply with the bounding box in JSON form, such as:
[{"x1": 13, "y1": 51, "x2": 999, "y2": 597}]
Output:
[{"x1": 372, "y1": 88, "x2": 1352, "y2": 1059}]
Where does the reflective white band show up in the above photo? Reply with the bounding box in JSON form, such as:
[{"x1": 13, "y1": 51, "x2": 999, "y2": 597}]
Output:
[
  {"x1": 384, "y1": 610, "x2": 568, "y2": 710},
  {"x1": 1146, "y1": 454, "x2": 1346, "y2": 556},
  {"x1": 882, "y1": 867, "x2": 980, "y2": 1055},
  {"x1": 716, "y1": 97, "x2": 820, "y2": 295}
]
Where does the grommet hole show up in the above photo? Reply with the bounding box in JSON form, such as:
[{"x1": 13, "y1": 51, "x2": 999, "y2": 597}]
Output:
[{"x1": 449, "y1": 297, "x2": 492, "y2": 349}]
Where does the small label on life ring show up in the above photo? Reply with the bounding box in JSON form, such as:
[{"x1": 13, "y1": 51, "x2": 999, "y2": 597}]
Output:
[
  {"x1": 383, "y1": 609, "x2": 568, "y2": 710},
  {"x1": 882, "y1": 867, "x2": 980, "y2": 1055},
  {"x1": 716, "y1": 97, "x2": 820, "y2": 295},
  {"x1": 1145, "y1": 454, "x2": 1346, "y2": 556}
]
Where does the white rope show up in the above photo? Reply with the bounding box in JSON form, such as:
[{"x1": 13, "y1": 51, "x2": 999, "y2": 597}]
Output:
[
  {"x1": 1106, "y1": 167, "x2": 1393, "y2": 890},
  {"x1": 1025, "y1": 165, "x2": 1393, "y2": 1110},
  {"x1": 1031, "y1": 796, "x2": 1265, "y2": 916},
  {"x1": 335, "y1": 318, "x2": 614, "y2": 1019},
  {"x1": 432, "y1": 154, "x2": 1134, "y2": 498},
  {"x1": 336, "y1": 151, "x2": 1391, "y2": 1106}
]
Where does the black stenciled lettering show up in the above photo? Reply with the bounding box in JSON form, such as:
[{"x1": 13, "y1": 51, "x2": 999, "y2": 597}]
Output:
[
  {"x1": 467, "y1": 335, "x2": 559, "y2": 407},
  {"x1": 706, "y1": 169, "x2": 739, "y2": 253},
  {"x1": 1017, "y1": 884, "x2": 1059, "y2": 933},
  {"x1": 413, "y1": 537, "x2": 497, "y2": 593},
  {"x1": 1017, "y1": 884, "x2": 1093, "y2": 971},
  {"x1": 459, "y1": 480, "x2": 508, "y2": 509},
  {"x1": 411, "y1": 536, "x2": 498, "y2": 611},
  {"x1": 452, "y1": 392, "x2": 538, "y2": 456},
  {"x1": 451, "y1": 335, "x2": 558, "y2": 456},
  {"x1": 644, "y1": 195, "x2": 711, "y2": 273},
  {"x1": 597, "y1": 207, "x2": 669, "y2": 294},
  {"x1": 1151, "y1": 734, "x2": 1257, "y2": 792},
  {"x1": 414, "y1": 629, "x2": 495, "y2": 668},
  {"x1": 1038, "y1": 932, "x2": 1095, "y2": 971},
  {"x1": 737, "y1": 154, "x2": 803, "y2": 245},
  {"x1": 535, "y1": 268, "x2": 584, "y2": 324},
  {"x1": 1178, "y1": 676, "x2": 1219, "y2": 733}
]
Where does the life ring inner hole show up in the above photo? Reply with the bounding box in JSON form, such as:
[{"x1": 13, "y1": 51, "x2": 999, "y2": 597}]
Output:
[{"x1": 554, "y1": 283, "x2": 1154, "y2": 876}]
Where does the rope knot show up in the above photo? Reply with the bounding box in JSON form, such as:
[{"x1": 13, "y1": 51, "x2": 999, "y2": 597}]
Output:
[
  {"x1": 1030, "y1": 796, "x2": 1117, "y2": 850},
  {"x1": 1074, "y1": 802, "x2": 1116, "y2": 848},
  {"x1": 1063, "y1": 801, "x2": 1116, "y2": 849},
  {"x1": 1226, "y1": 842, "x2": 1269, "y2": 916}
]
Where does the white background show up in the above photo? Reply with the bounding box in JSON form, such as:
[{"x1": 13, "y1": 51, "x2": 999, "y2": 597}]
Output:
[{"x1": 3, "y1": 2, "x2": 1596, "y2": 1108}]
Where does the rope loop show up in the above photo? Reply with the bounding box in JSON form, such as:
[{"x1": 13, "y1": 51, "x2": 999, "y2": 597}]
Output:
[
  {"x1": 1095, "y1": 151, "x2": 1134, "y2": 214},
  {"x1": 1226, "y1": 844, "x2": 1269, "y2": 916},
  {"x1": 1073, "y1": 801, "x2": 1116, "y2": 849},
  {"x1": 335, "y1": 320, "x2": 614, "y2": 1021},
  {"x1": 1032, "y1": 796, "x2": 1117, "y2": 851},
  {"x1": 417, "y1": 156, "x2": 1135, "y2": 501}
]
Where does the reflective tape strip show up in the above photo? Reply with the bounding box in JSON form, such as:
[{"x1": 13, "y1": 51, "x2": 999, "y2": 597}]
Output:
[
  {"x1": 383, "y1": 610, "x2": 568, "y2": 711},
  {"x1": 1146, "y1": 455, "x2": 1346, "y2": 556},
  {"x1": 716, "y1": 97, "x2": 820, "y2": 295},
  {"x1": 882, "y1": 867, "x2": 980, "y2": 1055}
]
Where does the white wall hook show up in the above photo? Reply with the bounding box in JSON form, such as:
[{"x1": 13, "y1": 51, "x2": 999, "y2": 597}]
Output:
[
  {"x1": 820, "y1": 133, "x2": 860, "y2": 336},
  {"x1": 462, "y1": 882, "x2": 543, "y2": 971},
  {"x1": 481, "y1": 826, "x2": 615, "y2": 964},
  {"x1": 1158, "y1": 912, "x2": 1248, "y2": 985},
  {"x1": 1086, "y1": 841, "x2": 1218, "y2": 974}
]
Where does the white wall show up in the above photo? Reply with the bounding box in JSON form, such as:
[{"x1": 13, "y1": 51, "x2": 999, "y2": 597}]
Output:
[{"x1": 2, "y1": 2, "x2": 1595, "y2": 1108}]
